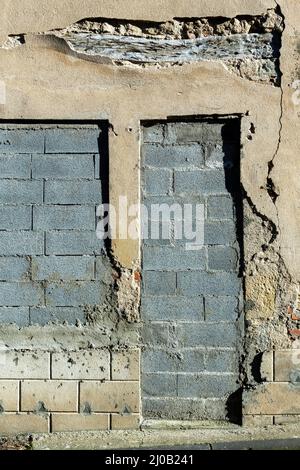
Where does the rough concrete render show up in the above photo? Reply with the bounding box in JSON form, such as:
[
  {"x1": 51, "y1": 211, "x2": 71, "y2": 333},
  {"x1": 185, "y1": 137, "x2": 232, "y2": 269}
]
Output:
[{"x1": 0, "y1": 0, "x2": 299, "y2": 435}]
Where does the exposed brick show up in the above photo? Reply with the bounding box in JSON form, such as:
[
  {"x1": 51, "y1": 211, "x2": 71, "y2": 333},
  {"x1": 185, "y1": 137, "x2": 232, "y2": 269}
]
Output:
[
  {"x1": 207, "y1": 195, "x2": 234, "y2": 219},
  {"x1": 0, "y1": 206, "x2": 32, "y2": 230},
  {"x1": 112, "y1": 350, "x2": 140, "y2": 381},
  {"x1": 32, "y1": 256, "x2": 94, "y2": 281},
  {"x1": 0, "y1": 257, "x2": 30, "y2": 281},
  {"x1": 0, "y1": 413, "x2": 49, "y2": 434},
  {"x1": 274, "y1": 350, "x2": 300, "y2": 382},
  {"x1": 174, "y1": 169, "x2": 227, "y2": 195},
  {"x1": 0, "y1": 232, "x2": 44, "y2": 256},
  {"x1": 0, "y1": 180, "x2": 43, "y2": 204},
  {"x1": 143, "y1": 144, "x2": 205, "y2": 168},
  {"x1": 0, "y1": 351, "x2": 50, "y2": 379},
  {"x1": 141, "y1": 296, "x2": 204, "y2": 321},
  {"x1": 261, "y1": 351, "x2": 274, "y2": 382},
  {"x1": 0, "y1": 381, "x2": 19, "y2": 411},
  {"x1": 0, "y1": 307, "x2": 29, "y2": 326},
  {"x1": 204, "y1": 296, "x2": 240, "y2": 321},
  {"x1": 52, "y1": 413, "x2": 109, "y2": 432},
  {"x1": 0, "y1": 154, "x2": 31, "y2": 178},
  {"x1": 144, "y1": 168, "x2": 172, "y2": 196},
  {"x1": 208, "y1": 246, "x2": 238, "y2": 271},
  {"x1": 46, "y1": 231, "x2": 103, "y2": 255},
  {"x1": 45, "y1": 127, "x2": 100, "y2": 153},
  {"x1": 21, "y1": 380, "x2": 78, "y2": 412},
  {"x1": 243, "y1": 383, "x2": 300, "y2": 415},
  {"x1": 46, "y1": 281, "x2": 106, "y2": 307},
  {"x1": 177, "y1": 322, "x2": 237, "y2": 348},
  {"x1": 0, "y1": 129, "x2": 44, "y2": 154},
  {"x1": 142, "y1": 373, "x2": 177, "y2": 397},
  {"x1": 80, "y1": 381, "x2": 139, "y2": 413},
  {"x1": 111, "y1": 414, "x2": 140, "y2": 430},
  {"x1": 143, "y1": 246, "x2": 206, "y2": 271},
  {"x1": 177, "y1": 271, "x2": 241, "y2": 296},
  {"x1": 33, "y1": 206, "x2": 95, "y2": 230},
  {"x1": 52, "y1": 350, "x2": 110, "y2": 380},
  {"x1": 30, "y1": 307, "x2": 85, "y2": 326},
  {"x1": 243, "y1": 415, "x2": 274, "y2": 426},
  {"x1": 0, "y1": 282, "x2": 44, "y2": 307},
  {"x1": 45, "y1": 180, "x2": 102, "y2": 204},
  {"x1": 178, "y1": 373, "x2": 237, "y2": 398},
  {"x1": 32, "y1": 154, "x2": 95, "y2": 179},
  {"x1": 142, "y1": 271, "x2": 176, "y2": 295}
]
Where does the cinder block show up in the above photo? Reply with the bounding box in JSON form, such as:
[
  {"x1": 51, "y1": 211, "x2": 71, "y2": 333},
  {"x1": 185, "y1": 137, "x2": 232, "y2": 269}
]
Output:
[
  {"x1": 205, "y1": 350, "x2": 237, "y2": 373},
  {"x1": 142, "y1": 397, "x2": 205, "y2": 419},
  {"x1": 177, "y1": 322, "x2": 237, "y2": 348},
  {"x1": 144, "y1": 168, "x2": 172, "y2": 196},
  {"x1": 80, "y1": 381, "x2": 139, "y2": 413},
  {"x1": 204, "y1": 221, "x2": 236, "y2": 245},
  {"x1": 243, "y1": 383, "x2": 300, "y2": 415},
  {"x1": 46, "y1": 231, "x2": 103, "y2": 255},
  {"x1": 33, "y1": 206, "x2": 95, "y2": 230},
  {"x1": 0, "y1": 129, "x2": 45, "y2": 154},
  {"x1": 0, "y1": 351, "x2": 50, "y2": 379},
  {"x1": 165, "y1": 122, "x2": 224, "y2": 144},
  {"x1": 0, "y1": 307, "x2": 30, "y2": 326},
  {"x1": 0, "y1": 206, "x2": 32, "y2": 230},
  {"x1": 0, "y1": 282, "x2": 44, "y2": 307},
  {"x1": 274, "y1": 350, "x2": 300, "y2": 382},
  {"x1": 204, "y1": 398, "x2": 228, "y2": 420},
  {"x1": 0, "y1": 180, "x2": 43, "y2": 204},
  {"x1": 207, "y1": 195, "x2": 234, "y2": 219},
  {"x1": 142, "y1": 349, "x2": 180, "y2": 373},
  {"x1": 177, "y1": 271, "x2": 241, "y2": 296},
  {"x1": 174, "y1": 169, "x2": 227, "y2": 195},
  {"x1": 52, "y1": 413, "x2": 109, "y2": 432},
  {"x1": 261, "y1": 351, "x2": 274, "y2": 382},
  {"x1": 0, "y1": 381, "x2": 19, "y2": 411},
  {"x1": 0, "y1": 232, "x2": 44, "y2": 256},
  {"x1": 142, "y1": 373, "x2": 177, "y2": 397},
  {"x1": 45, "y1": 127, "x2": 100, "y2": 153},
  {"x1": 143, "y1": 125, "x2": 164, "y2": 143},
  {"x1": 143, "y1": 144, "x2": 204, "y2": 168},
  {"x1": 208, "y1": 246, "x2": 238, "y2": 271},
  {"x1": 0, "y1": 154, "x2": 31, "y2": 178},
  {"x1": 95, "y1": 257, "x2": 113, "y2": 284},
  {"x1": 32, "y1": 154, "x2": 95, "y2": 179},
  {"x1": 30, "y1": 307, "x2": 85, "y2": 326},
  {"x1": 32, "y1": 256, "x2": 94, "y2": 281},
  {"x1": 141, "y1": 296, "x2": 204, "y2": 321},
  {"x1": 177, "y1": 349, "x2": 206, "y2": 372},
  {"x1": 45, "y1": 180, "x2": 102, "y2": 204},
  {"x1": 21, "y1": 380, "x2": 78, "y2": 412},
  {"x1": 0, "y1": 413, "x2": 49, "y2": 434},
  {"x1": 142, "y1": 323, "x2": 171, "y2": 347},
  {"x1": 52, "y1": 350, "x2": 110, "y2": 380},
  {"x1": 142, "y1": 271, "x2": 176, "y2": 295},
  {"x1": 205, "y1": 143, "x2": 239, "y2": 169},
  {"x1": 0, "y1": 257, "x2": 30, "y2": 281},
  {"x1": 46, "y1": 281, "x2": 106, "y2": 307},
  {"x1": 178, "y1": 373, "x2": 237, "y2": 398},
  {"x1": 204, "y1": 296, "x2": 240, "y2": 321},
  {"x1": 111, "y1": 414, "x2": 140, "y2": 430},
  {"x1": 243, "y1": 415, "x2": 274, "y2": 426},
  {"x1": 143, "y1": 246, "x2": 206, "y2": 271},
  {"x1": 112, "y1": 350, "x2": 140, "y2": 380}
]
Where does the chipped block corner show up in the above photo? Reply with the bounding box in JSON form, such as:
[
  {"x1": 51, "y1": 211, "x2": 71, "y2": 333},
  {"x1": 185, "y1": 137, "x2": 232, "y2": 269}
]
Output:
[{"x1": 0, "y1": 0, "x2": 299, "y2": 435}]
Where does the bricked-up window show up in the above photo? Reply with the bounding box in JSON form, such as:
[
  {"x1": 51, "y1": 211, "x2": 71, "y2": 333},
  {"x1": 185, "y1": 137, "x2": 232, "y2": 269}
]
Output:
[
  {"x1": 0, "y1": 123, "x2": 110, "y2": 326},
  {"x1": 141, "y1": 119, "x2": 243, "y2": 422}
]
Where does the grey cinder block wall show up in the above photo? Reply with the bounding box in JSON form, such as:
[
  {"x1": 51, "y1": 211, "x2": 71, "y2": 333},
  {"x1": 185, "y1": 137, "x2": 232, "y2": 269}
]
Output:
[{"x1": 141, "y1": 120, "x2": 244, "y2": 421}]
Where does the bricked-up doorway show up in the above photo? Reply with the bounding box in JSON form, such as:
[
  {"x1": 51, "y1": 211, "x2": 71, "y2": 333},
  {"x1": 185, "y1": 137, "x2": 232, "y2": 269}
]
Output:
[
  {"x1": 141, "y1": 118, "x2": 244, "y2": 422},
  {"x1": 0, "y1": 122, "x2": 109, "y2": 326}
]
